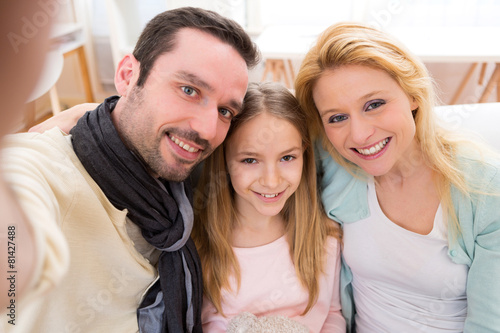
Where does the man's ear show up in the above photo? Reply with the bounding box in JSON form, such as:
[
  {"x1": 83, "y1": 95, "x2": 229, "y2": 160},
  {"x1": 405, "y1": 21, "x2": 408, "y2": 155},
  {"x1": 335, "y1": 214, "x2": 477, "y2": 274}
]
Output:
[{"x1": 115, "y1": 54, "x2": 139, "y2": 96}]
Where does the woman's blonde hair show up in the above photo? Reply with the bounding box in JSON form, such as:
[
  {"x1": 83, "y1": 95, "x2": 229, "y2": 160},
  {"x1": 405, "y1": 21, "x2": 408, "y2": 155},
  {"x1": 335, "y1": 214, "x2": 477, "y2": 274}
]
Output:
[
  {"x1": 192, "y1": 82, "x2": 340, "y2": 316},
  {"x1": 295, "y1": 22, "x2": 481, "y2": 236}
]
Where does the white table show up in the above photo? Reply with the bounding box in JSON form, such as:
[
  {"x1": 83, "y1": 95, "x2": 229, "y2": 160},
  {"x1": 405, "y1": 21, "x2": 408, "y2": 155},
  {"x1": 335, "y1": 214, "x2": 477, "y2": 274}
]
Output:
[{"x1": 256, "y1": 25, "x2": 500, "y2": 103}]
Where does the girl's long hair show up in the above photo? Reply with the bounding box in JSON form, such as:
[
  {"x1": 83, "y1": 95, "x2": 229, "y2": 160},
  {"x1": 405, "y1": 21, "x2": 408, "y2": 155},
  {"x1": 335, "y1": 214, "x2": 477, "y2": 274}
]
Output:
[{"x1": 192, "y1": 82, "x2": 341, "y2": 315}]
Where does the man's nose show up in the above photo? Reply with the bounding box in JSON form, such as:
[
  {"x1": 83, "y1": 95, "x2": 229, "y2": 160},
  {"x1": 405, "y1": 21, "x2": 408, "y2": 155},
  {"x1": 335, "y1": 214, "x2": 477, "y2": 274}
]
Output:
[{"x1": 190, "y1": 104, "x2": 219, "y2": 141}]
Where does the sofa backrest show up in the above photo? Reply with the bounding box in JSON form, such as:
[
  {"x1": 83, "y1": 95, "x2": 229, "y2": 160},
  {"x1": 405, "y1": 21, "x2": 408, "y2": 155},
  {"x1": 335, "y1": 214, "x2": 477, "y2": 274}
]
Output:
[{"x1": 434, "y1": 102, "x2": 500, "y2": 151}]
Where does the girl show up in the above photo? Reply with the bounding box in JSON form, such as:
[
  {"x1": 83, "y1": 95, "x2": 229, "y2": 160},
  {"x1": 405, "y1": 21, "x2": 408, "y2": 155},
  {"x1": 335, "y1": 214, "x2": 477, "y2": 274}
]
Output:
[
  {"x1": 191, "y1": 82, "x2": 345, "y2": 332},
  {"x1": 295, "y1": 22, "x2": 500, "y2": 332}
]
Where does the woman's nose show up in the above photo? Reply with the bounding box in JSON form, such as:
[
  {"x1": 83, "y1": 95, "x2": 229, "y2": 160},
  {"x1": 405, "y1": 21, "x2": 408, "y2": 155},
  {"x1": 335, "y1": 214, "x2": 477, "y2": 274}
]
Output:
[{"x1": 349, "y1": 117, "x2": 375, "y2": 145}]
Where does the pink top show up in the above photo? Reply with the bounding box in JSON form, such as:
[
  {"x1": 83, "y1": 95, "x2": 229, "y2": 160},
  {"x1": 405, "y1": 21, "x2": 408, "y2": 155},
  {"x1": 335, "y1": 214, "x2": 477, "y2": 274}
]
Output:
[{"x1": 201, "y1": 235, "x2": 346, "y2": 332}]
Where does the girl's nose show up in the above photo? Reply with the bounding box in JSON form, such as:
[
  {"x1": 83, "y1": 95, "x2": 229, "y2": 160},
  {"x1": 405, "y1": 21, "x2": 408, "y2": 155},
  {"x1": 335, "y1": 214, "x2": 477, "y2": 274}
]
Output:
[{"x1": 260, "y1": 164, "x2": 280, "y2": 189}]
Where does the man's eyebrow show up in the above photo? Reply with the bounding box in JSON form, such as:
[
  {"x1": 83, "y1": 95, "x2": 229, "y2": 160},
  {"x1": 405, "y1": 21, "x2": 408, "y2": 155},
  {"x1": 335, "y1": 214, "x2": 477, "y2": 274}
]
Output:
[
  {"x1": 175, "y1": 71, "x2": 214, "y2": 93},
  {"x1": 176, "y1": 71, "x2": 243, "y2": 113},
  {"x1": 229, "y1": 99, "x2": 243, "y2": 114}
]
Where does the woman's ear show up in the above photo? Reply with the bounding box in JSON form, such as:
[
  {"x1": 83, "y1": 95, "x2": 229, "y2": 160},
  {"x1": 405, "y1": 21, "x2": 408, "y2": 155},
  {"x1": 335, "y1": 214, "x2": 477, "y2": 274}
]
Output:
[
  {"x1": 410, "y1": 97, "x2": 419, "y2": 113},
  {"x1": 114, "y1": 54, "x2": 139, "y2": 96}
]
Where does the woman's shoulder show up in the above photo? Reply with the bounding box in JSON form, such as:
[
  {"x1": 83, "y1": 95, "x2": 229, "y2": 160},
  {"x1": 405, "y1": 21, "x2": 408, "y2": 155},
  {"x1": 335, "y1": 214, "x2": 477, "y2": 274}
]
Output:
[{"x1": 456, "y1": 152, "x2": 500, "y2": 191}]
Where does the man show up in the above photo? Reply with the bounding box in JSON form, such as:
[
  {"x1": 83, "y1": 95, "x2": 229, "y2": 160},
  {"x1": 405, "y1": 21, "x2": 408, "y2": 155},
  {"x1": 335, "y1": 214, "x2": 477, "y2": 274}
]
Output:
[{"x1": 1, "y1": 7, "x2": 259, "y2": 332}]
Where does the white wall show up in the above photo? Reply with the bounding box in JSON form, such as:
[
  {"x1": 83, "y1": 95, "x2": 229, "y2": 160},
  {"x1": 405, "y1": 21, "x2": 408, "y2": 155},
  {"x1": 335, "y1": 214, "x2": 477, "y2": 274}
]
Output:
[{"x1": 53, "y1": 0, "x2": 500, "y2": 110}]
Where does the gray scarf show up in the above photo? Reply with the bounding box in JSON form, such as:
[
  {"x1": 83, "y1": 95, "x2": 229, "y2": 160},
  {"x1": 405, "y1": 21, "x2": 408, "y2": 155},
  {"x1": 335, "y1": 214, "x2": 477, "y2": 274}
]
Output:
[{"x1": 70, "y1": 96, "x2": 203, "y2": 332}]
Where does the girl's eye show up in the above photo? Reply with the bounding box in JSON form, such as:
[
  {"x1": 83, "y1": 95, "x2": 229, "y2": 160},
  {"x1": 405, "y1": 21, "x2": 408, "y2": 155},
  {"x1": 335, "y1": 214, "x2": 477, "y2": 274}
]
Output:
[
  {"x1": 182, "y1": 86, "x2": 198, "y2": 97},
  {"x1": 242, "y1": 158, "x2": 256, "y2": 164},
  {"x1": 281, "y1": 155, "x2": 295, "y2": 162},
  {"x1": 366, "y1": 100, "x2": 385, "y2": 111},
  {"x1": 328, "y1": 114, "x2": 348, "y2": 124}
]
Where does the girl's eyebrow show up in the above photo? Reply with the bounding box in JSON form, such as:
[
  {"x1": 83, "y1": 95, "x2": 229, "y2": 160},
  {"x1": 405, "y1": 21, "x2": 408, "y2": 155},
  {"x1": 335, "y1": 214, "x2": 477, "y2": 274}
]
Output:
[
  {"x1": 235, "y1": 151, "x2": 258, "y2": 157},
  {"x1": 236, "y1": 146, "x2": 302, "y2": 157},
  {"x1": 280, "y1": 146, "x2": 302, "y2": 155}
]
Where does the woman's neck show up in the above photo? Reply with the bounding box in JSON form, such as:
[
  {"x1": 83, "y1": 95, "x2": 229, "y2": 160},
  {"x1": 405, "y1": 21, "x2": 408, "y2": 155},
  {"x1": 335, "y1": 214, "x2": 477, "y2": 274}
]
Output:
[{"x1": 376, "y1": 141, "x2": 429, "y2": 187}]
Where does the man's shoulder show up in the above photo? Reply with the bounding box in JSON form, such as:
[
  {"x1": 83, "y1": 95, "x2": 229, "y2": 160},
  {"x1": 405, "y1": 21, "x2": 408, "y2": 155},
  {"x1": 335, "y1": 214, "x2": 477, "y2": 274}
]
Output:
[
  {"x1": 3, "y1": 127, "x2": 73, "y2": 159},
  {"x1": 1, "y1": 128, "x2": 83, "y2": 183}
]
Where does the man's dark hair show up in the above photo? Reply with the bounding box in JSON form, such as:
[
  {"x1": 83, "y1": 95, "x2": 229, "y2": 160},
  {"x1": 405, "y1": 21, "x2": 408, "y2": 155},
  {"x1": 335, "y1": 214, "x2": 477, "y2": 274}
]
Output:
[{"x1": 132, "y1": 6, "x2": 260, "y2": 87}]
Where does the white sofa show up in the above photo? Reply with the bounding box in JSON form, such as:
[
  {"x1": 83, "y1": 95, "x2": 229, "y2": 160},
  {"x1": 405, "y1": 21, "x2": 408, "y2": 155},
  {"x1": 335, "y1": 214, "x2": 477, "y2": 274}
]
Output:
[{"x1": 434, "y1": 102, "x2": 500, "y2": 151}]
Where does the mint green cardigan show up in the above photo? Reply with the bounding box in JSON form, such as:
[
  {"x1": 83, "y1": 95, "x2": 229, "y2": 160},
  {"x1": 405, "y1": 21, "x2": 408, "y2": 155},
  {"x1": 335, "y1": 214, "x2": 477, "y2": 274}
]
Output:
[{"x1": 317, "y1": 146, "x2": 500, "y2": 333}]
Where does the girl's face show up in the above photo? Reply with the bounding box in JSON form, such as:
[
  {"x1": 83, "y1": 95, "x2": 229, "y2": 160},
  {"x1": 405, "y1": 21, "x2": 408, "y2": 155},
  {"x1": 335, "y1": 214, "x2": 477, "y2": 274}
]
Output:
[
  {"x1": 312, "y1": 64, "x2": 419, "y2": 177},
  {"x1": 225, "y1": 112, "x2": 304, "y2": 219}
]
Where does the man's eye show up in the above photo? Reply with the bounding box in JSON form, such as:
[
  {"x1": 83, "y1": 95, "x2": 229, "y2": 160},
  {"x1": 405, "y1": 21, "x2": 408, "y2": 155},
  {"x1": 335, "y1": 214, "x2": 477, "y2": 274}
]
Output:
[
  {"x1": 182, "y1": 86, "x2": 197, "y2": 96},
  {"x1": 219, "y1": 108, "x2": 233, "y2": 119}
]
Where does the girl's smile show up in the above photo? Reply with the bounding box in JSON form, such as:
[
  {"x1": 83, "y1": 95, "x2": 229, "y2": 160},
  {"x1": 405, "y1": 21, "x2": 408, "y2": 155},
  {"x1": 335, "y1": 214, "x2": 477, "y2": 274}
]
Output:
[{"x1": 225, "y1": 112, "x2": 304, "y2": 220}]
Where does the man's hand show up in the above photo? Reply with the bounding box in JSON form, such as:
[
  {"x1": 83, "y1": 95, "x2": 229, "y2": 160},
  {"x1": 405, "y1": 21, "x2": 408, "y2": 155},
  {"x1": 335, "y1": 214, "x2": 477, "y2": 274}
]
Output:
[{"x1": 29, "y1": 103, "x2": 99, "y2": 134}]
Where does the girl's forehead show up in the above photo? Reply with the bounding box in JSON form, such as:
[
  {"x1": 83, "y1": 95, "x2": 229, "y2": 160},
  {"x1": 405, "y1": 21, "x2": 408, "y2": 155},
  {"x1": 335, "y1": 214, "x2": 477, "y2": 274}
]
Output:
[
  {"x1": 229, "y1": 113, "x2": 302, "y2": 151},
  {"x1": 238, "y1": 113, "x2": 296, "y2": 137}
]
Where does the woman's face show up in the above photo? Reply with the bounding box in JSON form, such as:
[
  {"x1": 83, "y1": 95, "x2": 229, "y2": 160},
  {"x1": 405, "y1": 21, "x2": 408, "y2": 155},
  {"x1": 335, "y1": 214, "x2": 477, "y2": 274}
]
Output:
[{"x1": 312, "y1": 64, "x2": 419, "y2": 177}]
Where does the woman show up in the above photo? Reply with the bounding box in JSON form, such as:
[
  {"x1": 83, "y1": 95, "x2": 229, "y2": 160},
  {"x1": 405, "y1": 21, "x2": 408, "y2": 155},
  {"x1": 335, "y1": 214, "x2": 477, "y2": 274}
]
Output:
[{"x1": 295, "y1": 22, "x2": 500, "y2": 332}]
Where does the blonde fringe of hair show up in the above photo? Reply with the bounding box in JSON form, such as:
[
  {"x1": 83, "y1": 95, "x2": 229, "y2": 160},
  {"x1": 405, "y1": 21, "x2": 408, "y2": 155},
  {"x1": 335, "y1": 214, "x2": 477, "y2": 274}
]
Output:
[
  {"x1": 295, "y1": 22, "x2": 499, "y2": 239},
  {"x1": 192, "y1": 82, "x2": 341, "y2": 317}
]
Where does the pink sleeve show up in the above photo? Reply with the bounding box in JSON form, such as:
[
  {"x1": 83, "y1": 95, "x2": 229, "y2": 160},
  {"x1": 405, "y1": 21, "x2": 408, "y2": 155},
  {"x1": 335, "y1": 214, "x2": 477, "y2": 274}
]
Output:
[
  {"x1": 201, "y1": 295, "x2": 229, "y2": 333},
  {"x1": 321, "y1": 240, "x2": 346, "y2": 333}
]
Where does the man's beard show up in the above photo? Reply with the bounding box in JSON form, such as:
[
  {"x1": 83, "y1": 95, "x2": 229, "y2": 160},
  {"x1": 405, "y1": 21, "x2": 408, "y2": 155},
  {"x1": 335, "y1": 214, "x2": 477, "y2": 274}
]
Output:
[{"x1": 116, "y1": 86, "x2": 212, "y2": 182}]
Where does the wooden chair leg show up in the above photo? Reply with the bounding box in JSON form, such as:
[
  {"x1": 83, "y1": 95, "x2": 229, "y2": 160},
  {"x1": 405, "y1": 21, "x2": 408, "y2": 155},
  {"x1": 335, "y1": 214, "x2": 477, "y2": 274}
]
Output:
[
  {"x1": 49, "y1": 86, "x2": 62, "y2": 115},
  {"x1": 496, "y1": 70, "x2": 500, "y2": 102},
  {"x1": 287, "y1": 59, "x2": 295, "y2": 84},
  {"x1": 449, "y1": 63, "x2": 478, "y2": 105},
  {"x1": 64, "y1": 45, "x2": 95, "y2": 103},
  {"x1": 478, "y1": 63, "x2": 487, "y2": 85},
  {"x1": 23, "y1": 102, "x2": 37, "y2": 132},
  {"x1": 278, "y1": 60, "x2": 290, "y2": 88},
  {"x1": 261, "y1": 59, "x2": 292, "y2": 89},
  {"x1": 76, "y1": 46, "x2": 94, "y2": 102},
  {"x1": 261, "y1": 59, "x2": 275, "y2": 82},
  {"x1": 479, "y1": 63, "x2": 500, "y2": 103}
]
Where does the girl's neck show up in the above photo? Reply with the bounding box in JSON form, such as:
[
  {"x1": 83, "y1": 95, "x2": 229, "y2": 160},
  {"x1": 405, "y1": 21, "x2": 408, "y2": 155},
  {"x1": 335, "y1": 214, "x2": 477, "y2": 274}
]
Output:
[{"x1": 231, "y1": 213, "x2": 286, "y2": 248}]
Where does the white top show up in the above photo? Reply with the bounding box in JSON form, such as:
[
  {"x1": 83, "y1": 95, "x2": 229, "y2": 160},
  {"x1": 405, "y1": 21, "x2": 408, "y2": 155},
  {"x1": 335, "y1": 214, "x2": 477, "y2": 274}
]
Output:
[
  {"x1": 343, "y1": 179, "x2": 468, "y2": 332},
  {"x1": 201, "y1": 235, "x2": 346, "y2": 333}
]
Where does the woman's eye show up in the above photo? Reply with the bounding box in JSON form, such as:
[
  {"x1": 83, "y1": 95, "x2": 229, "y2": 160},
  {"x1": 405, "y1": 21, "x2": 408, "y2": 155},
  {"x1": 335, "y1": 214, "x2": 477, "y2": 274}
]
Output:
[
  {"x1": 281, "y1": 155, "x2": 295, "y2": 162},
  {"x1": 328, "y1": 114, "x2": 347, "y2": 124},
  {"x1": 182, "y1": 86, "x2": 198, "y2": 97},
  {"x1": 366, "y1": 100, "x2": 385, "y2": 111}
]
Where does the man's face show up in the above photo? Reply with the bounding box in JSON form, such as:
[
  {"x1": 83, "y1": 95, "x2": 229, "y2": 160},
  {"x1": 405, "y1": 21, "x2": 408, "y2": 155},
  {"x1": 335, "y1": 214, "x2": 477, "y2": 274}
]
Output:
[{"x1": 114, "y1": 28, "x2": 249, "y2": 181}]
